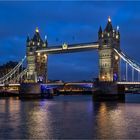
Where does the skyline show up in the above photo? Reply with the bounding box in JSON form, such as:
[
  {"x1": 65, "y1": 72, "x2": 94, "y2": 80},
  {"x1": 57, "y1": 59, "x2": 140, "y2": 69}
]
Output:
[{"x1": 0, "y1": 1, "x2": 140, "y2": 81}]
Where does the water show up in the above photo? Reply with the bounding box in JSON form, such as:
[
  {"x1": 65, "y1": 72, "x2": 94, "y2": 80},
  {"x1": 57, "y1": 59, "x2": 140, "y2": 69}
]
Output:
[{"x1": 0, "y1": 95, "x2": 140, "y2": 139}]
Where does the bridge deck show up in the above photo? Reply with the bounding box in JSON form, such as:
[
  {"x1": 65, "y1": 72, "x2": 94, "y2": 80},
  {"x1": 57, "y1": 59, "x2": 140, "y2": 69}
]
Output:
[
  {"x1": 36, "y1": 42, "x2": 99, "y2": 54},
  {"x1": 117, "y1": 82, "x2": 140, "y2": 85}
]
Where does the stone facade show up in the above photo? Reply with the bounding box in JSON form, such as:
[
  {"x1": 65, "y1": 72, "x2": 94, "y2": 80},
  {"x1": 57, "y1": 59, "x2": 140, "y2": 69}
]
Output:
[
  {"x1": 26, "y1": 28, "x2": 48, "y2": 83},
  {"x1": 98, "y1": 17, "x2": 120, "y2": 82}
]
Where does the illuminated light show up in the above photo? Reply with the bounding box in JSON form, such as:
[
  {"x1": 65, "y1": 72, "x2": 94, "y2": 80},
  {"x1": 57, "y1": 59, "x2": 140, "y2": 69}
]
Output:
[
  {"x1": 67, "y1": 44, "x2": 98, "y2": 50},
  {"x1": 117, "y1": 25, "x2": 119, "y2": 31},
  {"x1": 36, "y1": 27, "x2": 39, "y2": 33},
  {"x1": 108, "y1": 33, "x2": 110, "y2": 37},
  {"x1": 45, "y1": 35, "x2": 47, "y2": 40},
  {"x1": 33, "y1": 42, "x2": 34, "y2": 45},
  {"x1": 62, "y1": 43, "x2": 68, "y2": 49},
  {"x1": 113, "y1": 73, "x2": 118, "y2": 81},
  {"x1": 117, "y1": 82, "x2": 140, "y2": 85},
  {"x1": 37, "y1": 53, "x2": 40, "y2": 56},
  {"x1": 102, "y1": 76, "x2": 105, "y2": 80},
  {"x1": 116, "y1": 35, "x2": 119, "y2": 39},
  {"x1": 108, "y1": 16, "x2": 111, "y2": 22},
  {"x1": 44, "y1": 54, "x2": 47, "y2": 59},
  {"x1": 38, "y1": 42, "x2": 40, "y2": 45},
  {"x1": 113, "y1": 33, "x2": 115, "y2": 37},
  {"x1": 43, "y1": 43, "x2": 46, "y2": 47},
  {"x1": 115, "y1": 55, "x2": 119, "y2": 60},
  {"x1": 102, "y1": 34, "x2": 104, "y2": 37}
]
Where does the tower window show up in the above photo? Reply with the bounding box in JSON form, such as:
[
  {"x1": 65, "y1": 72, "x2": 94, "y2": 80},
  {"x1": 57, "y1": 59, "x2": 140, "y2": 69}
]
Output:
[
  {"x1": 116, "y1": 35, "x2": 119, "y2": 39},
  {"x1": 30, "y1": 47, "x2": 33, "y2": 52}
]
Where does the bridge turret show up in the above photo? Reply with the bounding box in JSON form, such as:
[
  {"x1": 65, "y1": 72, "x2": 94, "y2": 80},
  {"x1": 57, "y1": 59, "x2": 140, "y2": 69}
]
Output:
[
  {"x1": 45, "y1": 35, "x2": 48, "y2": 47},
  {"x1": 104, "y1": 16, "x2": 113, "y2": 32},
  {"x1": 98, "y1": 26, "x2": 102, "y2": 39},
  {"x1": 116, "y1": 26, "x2": 120, "y2": 42},
  {"x1": 26, "y1": 28, "x2": 48, "y2": 83},
  {"x1": 26, "y1": 35, "x2": 30, "y2": 43},
  {"x1": 98, "y1": 17, "x2": 120, "y2": 82}
]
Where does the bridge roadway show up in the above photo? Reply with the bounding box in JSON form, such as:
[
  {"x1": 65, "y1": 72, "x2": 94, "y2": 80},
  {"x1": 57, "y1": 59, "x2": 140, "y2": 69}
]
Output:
[
  {"x1": 36, "y1": 42, "x2": 99, "y2": 54},
  {"x1": 1, "y1": 82, "x2": 140, "y2": 87},
  {"x1": 0, "y1": 81, "x2": 140, "y2": 90},
  {"x1": 0, "y1": 82, "x2": 140, "y2": 95},
  {"x1": 0, "y1": 82, "x2": 94, "y2": 94},
  {"x1": 117, "y1": 82, "x2": 140, "y2": 85}
]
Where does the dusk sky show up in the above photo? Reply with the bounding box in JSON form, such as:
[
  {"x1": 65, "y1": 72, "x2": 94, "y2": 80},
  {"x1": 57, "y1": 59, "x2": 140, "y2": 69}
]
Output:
[{"x1": 0, "y1": 1, "x2": 140, "y2": 81}]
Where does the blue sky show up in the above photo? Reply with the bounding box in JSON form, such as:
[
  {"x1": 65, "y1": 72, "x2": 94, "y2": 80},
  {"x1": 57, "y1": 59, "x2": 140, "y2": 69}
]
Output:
[{"x1": 0, "y1": 1, "x2": 140, "y2": 81}]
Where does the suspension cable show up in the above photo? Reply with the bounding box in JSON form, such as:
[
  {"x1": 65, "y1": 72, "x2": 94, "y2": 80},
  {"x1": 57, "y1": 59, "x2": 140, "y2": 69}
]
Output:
[{"x1": 0, "y1": 56, "x2": 26, "y2": 83}]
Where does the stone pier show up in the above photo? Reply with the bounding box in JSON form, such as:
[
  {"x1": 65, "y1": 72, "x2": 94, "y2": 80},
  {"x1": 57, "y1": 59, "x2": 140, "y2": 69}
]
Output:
[
  {"x1": 19, "y1": 83, "x2": 53, "y2": 99},
  {"x1": 93, "y1": 81, "x2": 125, "y2": 101}
]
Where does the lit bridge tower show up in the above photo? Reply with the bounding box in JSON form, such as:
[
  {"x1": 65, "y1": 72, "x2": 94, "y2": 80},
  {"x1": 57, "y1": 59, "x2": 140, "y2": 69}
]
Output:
[
  {"x1": 98, "y1": 17, "x2": 120, "y2": 82},
  {"x1": 26, "y1": 27, "x2": 48, "y2": 83}
]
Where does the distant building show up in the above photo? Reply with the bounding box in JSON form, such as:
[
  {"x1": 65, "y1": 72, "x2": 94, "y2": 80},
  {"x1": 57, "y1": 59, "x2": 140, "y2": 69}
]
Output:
[{"x1": 0, "y1": 61, "x2": 18, "y2": 78}]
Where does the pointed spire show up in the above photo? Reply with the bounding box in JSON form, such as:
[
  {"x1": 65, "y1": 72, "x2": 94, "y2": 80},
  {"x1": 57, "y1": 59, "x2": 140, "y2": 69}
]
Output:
[
  {"x1": 45, "y1": 35, "x2": 48, "y2": 46},
  {"x1": 116, "y1": 25, "x2": 120, "y2": 37},
  {"x1": 32, "y1": 27, "x2": 43, "y2": 42},
  {"x1": 108, "y1": 16, "x2": 111, "y2": 22},
  {"x1": 98, "y1": 26, "x2": 102, "y2": 33},
  {"x1": 26, "y1": 34, "x2": 30, "y2": 42},
  {"x1": 45, "y1": 35, "x2": 47, "y2": 41},
  {"x1": 117, "y1": 25, "x2": 119, "y2": 31},
  {"x1": 35, "y1": 27, "x2": 39, "y2": 33},
  {"x1": 104, "y1": 16, "x2": 113, "y2": 32},
  {"x1": 98, "y1": 26, "x2": 102, "y2": 39}
]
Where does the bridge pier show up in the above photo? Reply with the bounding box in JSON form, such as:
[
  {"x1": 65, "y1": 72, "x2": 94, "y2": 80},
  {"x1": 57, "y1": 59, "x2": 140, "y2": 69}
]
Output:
[
  {"x1": 93, "y1": 81, "x2": 125, "y2": 101},
  {"x1": 19, "y1": 83, "x2": 53, "y2": 99}
]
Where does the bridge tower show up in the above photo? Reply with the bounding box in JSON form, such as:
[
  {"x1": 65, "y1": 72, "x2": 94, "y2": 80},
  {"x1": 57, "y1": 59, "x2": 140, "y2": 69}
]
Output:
[
  {"x1": 98, "y1": 17, "x2": 120, "y2": 82},
  {"x1": 26, "y1": 28, "x2": 48, "y2": 83}
]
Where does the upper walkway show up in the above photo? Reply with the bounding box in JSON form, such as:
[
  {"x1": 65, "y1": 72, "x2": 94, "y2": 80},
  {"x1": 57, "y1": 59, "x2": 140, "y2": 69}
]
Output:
[{"x1": 36, "y1": 42, "x2": 99, "y2": 54}]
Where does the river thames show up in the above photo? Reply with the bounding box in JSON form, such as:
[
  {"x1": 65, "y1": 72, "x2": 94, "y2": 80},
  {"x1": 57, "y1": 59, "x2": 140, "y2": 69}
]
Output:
[{"x1": 0, "y1": 94, "x2": 140, "y2": 139}]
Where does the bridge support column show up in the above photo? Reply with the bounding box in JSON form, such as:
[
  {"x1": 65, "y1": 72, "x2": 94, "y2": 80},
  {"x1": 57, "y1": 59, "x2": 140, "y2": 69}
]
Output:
[
  {"x1": 126, "y1": 63, "x2": 128, "y2": 81},
  {"x1": 93, "y1": 80, "x2": 125, "y2": 101},
  {"x1": 138, "y1": 71, "x2": 140, "y2": 81},
  {"x1": 19, "y1": 83, "x2": 53, "y2": 99},
  {"x1": 132, "y1": 67, "x2": 134, "y2": 82}
]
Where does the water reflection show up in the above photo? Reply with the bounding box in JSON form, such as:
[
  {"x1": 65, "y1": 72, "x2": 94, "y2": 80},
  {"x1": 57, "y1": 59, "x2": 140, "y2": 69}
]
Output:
[
  {"x1": 93, "y1": 102, "x2": 127, "y2": 139},
  {"x1": 0, "y1": 96, "x2": 139, "y2": 139}
]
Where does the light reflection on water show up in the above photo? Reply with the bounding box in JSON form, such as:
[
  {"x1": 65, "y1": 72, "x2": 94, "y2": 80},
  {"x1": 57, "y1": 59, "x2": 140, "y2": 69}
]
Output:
[{"x1": 0, "y1": 95, "x2": 140, "y2": 139}]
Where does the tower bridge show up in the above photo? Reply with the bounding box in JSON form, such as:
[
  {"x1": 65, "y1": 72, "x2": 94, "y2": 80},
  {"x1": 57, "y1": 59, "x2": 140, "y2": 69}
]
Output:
[
  {"x1": 0, "y1": 17, "x2": 139, "y2": 84},
  {"x1": 25, "y1": 17, "x2": 120, "y2": 83},
  {"x1": 0, "y1": 17, "x2": 140, "y2": 99}
]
